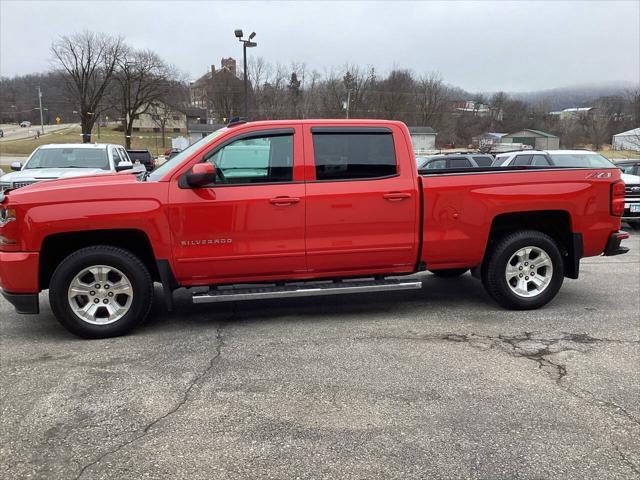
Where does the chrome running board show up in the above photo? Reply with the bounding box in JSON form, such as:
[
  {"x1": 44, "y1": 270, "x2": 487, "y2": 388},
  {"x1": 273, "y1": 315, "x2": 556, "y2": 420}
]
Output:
[{"x1": 192, "y1": 279, "x2": 422, "y2": 304}]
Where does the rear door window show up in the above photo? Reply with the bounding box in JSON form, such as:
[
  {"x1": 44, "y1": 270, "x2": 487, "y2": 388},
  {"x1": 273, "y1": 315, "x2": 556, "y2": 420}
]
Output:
[
  {"x1": 473, "y1": 156, "x2": 493, "y2": 167},
  {"x1": 312, "y1": 131, "x2": 397, "y2": 181},
  {"x1": 512, "y1": 155, "x2": 532, "y2": 166},
  {"x1": 531, "y1": 155, "x2": 550, "y2": 166},
  {"x1": 425, "y1": 159, "x2": 447, "y2": 169},
  {"x1": 448, "y1": 157, "x2": 473, "y2": 168}
]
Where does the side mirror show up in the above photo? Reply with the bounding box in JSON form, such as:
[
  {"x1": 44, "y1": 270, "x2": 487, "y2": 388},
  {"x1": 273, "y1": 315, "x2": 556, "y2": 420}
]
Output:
[
  {"x1": 186, "y1": 163, "x2": 216, "y2": 188},
  {"x1": 10, "y1": 162, "x2": 22, "y2": 171},
  {"x1": 115, "y1": 161, "x2": 134, "y2": 172}
]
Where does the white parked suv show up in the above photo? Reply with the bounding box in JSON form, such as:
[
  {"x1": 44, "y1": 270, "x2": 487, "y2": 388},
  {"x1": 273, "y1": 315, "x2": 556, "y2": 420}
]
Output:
[{"x1": 0, "y1": 143, "x2": 143, "y2": 192}]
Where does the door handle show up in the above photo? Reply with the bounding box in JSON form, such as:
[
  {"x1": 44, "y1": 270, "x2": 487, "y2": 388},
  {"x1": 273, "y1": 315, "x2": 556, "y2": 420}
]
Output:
[
  {"x1": 270, "y1": 196, "x2": 300, "y2": 206},
  {"x1": 383, "y1": 192, "x2": 411, "y2": 201}
]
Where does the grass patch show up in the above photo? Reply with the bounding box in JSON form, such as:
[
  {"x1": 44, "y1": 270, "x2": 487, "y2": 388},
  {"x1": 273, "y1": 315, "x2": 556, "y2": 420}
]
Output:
[{"x1": 0, "y1": 125, "x2": 181, "y2": 157}]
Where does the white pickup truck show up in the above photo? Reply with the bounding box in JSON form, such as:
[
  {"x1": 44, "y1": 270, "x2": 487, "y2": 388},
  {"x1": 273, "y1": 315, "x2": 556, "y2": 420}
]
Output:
[{"x1": 1, "y1": 143, "x2": 143, "y2": 192}]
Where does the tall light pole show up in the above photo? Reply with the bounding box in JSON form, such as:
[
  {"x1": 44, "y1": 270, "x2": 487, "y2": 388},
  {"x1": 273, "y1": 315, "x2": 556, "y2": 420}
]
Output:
[
  {"x1": 235, "y1": 29, "x2": 257, "y2": 118},
  {"x1": 37, "y1": 86, "x2": 45, "y2": 135}
]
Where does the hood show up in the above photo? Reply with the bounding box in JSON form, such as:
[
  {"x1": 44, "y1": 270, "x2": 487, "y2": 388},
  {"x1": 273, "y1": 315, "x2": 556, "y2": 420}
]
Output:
[
  {"x1": 3, "y1": 170, "x2": 142, "y2": 199},
  {"x1": 1, "y1": 167, "x2": 108, "y2": 182},
  {"x1": 621, "y1": 173, "x2": 640, "y2": 185}
]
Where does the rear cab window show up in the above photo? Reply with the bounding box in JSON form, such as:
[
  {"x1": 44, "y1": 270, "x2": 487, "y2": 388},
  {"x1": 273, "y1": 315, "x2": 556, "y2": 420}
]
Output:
[{"x1": 311, "y1": 129, "x2": 397, "y2": 181}]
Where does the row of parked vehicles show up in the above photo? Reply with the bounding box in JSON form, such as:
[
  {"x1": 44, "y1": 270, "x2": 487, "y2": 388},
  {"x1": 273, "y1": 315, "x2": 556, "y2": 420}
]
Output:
[{"x1": 417, "y1": 150, "x2": 640, "y2": 229}]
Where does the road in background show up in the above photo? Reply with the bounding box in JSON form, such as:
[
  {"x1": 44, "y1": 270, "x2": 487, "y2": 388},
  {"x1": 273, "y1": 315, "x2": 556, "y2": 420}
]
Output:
[
  {"x1": 1, "y1": 232, "x2": 638, "y2": 479},
  {"x1": 0, "y1": 123, "x2": 77, "y2": 142}
]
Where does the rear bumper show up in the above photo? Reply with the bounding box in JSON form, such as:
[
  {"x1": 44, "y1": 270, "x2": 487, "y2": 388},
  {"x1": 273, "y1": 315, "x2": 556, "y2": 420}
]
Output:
[
  {"x1": 0, "y1": 289, "x2": 39, "y2": 314},
  {"x1": 603, "y1": 230, "x2": 630, "y2": 256}
]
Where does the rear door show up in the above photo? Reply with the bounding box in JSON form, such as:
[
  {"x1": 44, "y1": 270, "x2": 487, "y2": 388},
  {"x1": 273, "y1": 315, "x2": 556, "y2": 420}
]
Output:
[{"x1": 303, "y1": 125, "x2": 418, "y2": 275}]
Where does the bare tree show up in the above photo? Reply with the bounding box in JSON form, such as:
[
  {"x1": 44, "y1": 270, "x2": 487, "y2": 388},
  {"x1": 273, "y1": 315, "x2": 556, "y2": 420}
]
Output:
[
  {"x1": 113, "y1": 49, "x2": 178, "y2": 148},
  {"x1": 414, "y1": 72, "x2": 449, "y2": 128},
  {"x1": 51, "y1": 31, "x2": 124, "y2": 142},
  {"x1": 149, "y1": 81, "x2": 189, "y2": 148}
]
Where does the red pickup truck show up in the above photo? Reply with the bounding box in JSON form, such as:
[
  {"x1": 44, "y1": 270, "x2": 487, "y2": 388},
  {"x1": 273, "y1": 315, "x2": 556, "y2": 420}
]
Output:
[{"x1": 0, "y1": 120, "x2": 629, "y2": 338}]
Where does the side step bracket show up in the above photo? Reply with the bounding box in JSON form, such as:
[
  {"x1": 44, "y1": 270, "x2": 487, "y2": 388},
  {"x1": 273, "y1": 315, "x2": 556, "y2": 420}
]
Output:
[{"x1": 192, "y1": 278, "x2": 422, "y2": 304}]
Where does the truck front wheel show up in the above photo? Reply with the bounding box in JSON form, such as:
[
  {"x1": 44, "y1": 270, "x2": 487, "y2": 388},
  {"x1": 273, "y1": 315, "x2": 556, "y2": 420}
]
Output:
[
  {"x1": 49, "y1": 246, "x2": 153, "y2": 338},
  {"x1": 482, "y1": 230, "x2": 564, "y2": 310}
]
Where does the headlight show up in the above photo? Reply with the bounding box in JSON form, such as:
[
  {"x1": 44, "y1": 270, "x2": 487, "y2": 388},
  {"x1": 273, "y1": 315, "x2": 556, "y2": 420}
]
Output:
[{"x1": 0, "y1": 207, "x2": 16, "y2": 227}]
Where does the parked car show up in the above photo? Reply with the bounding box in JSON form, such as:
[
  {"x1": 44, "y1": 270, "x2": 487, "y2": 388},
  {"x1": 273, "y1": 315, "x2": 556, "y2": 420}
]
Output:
[
  {"x1": 0, "y1": 143, "x2": 141, "y2": 192},
  {"x1": 20, "y1": 121, "x2": 31, "y2": 128},
  {"x1": 126, "y1": 149, "x2": 155, "y2": 171},
  {"x1": 417, "y1": 153, "x2": 494, "y2": 171},
  {"x1": 492, "y1": 149, "x2": 617, "y2": 168},
  {"x1": 0, "y1": 120, "x2": 628, "y2": 338},
  {"x1": 164, "y1": 147, "x2": 182, "y2": 160},
  {"x1": 615, "y1": 159, "x2": 640, "y2": 177}
]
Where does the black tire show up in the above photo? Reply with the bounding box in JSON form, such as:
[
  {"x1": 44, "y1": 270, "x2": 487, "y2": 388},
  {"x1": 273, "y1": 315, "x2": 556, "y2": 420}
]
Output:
[
  {"x1": 49, "y1": 246, "x2": 153, "y2": 339},
  {"x1": 482, "y1": 230, "x2": 564, "y2": 310},
  {"x1": 429, "y1": 268, "x2": 469, "y2": 278}
]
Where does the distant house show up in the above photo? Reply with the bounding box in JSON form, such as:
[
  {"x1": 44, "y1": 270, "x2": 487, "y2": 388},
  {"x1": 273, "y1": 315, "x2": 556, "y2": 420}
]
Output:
[
  {"x1": 187, "y1": 122, "x2": 225, "y2": 144},
  {"x1": 450, "y1": 100, "x2": 502, "y2": 120},
  {"x1": 473, "y1": 132, "x2": 507, "y2": 148},
  {"x1": 409, "y1": 127, "x2": 437, "y2": 152},
  {"x1": 612, "y1": 127, "x2": 640, "y2": 152},
  {"x1": 501, "y1": 129, "x2": 560, "y2": 150},
  {"x1": 132, "y1": 103, "x2": 186, "y2": 133},
  {"x1": 189, "y1": 57, "x2": 243, "y2": 123},
  {"x1": 549, "y1": 107, "x2": 594, "y2": 120}
]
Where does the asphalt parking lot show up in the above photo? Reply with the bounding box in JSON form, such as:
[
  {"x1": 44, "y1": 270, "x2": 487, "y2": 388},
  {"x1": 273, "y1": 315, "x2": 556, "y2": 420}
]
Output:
[{"x1": 1, "y1": 231, "x2": 639, "y2": 479}]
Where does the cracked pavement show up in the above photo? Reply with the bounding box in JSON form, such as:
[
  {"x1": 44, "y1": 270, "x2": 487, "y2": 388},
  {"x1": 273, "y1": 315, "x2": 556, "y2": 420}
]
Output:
[{"x1": 1, "y1": 231, "x2": 639, "y2": 479}]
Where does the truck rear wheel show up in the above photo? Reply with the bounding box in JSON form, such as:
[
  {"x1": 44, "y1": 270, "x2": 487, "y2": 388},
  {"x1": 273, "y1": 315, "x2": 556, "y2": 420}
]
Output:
[
  {"x1": 482, "y1": 230, "x2": 564, "y2": 310},
  {"x1": 49, "y1": 246, "x2": 153, "y2": 338}
]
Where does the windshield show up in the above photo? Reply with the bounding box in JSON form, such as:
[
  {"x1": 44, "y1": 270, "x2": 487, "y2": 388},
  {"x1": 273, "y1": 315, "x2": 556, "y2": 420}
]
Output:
[
  {"x1": 24, "y1": 147, "x2": 109, "y2": 170},
  {"x1": 148, "y1": 129, "x2": 228, "y2": 180},
  {"x1": 549, "y1": 153, "x2": 614, "y2": 168}
]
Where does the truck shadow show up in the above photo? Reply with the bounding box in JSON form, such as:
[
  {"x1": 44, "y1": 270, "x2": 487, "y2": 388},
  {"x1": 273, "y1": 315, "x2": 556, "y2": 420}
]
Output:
[{"x1": 140, "y1": 272, "x2": 495, "y2": 333}]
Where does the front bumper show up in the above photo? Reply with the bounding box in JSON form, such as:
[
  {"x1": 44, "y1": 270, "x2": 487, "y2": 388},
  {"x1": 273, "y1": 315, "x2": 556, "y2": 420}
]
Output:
[
  {"x1": 603, "y1": 230, "x2": 630, "y2": 256},
  {"x1": 0, "y1": 251, "x2": 40, "y2": 292},
  {"x1": 0, "y1": 289, "x2": 39, "y2": 314}
]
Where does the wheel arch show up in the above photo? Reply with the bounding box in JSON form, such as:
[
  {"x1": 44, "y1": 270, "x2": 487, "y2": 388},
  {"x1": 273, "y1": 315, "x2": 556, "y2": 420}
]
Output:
[
  {"x1": 39, "y1": 229, "x2": 160, "y2": 290},
  {"x1": 484, "y1": 210, "x2": 581, "y2": 279}
]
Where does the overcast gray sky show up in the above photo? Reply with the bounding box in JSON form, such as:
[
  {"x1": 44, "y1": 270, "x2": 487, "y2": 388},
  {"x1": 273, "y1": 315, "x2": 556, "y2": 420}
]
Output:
[{"x1": 1, "y1": 0, "x2": 638, "y2": 92}]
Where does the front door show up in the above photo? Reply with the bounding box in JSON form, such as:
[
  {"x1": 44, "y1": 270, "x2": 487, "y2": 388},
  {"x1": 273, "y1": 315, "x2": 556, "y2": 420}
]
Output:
[
  {"x1": 168, "y1": 126, "x2": 307, "y2": 284},
  {"x1": 303, "y1": 125, "x2": 419, "y2": 275}
]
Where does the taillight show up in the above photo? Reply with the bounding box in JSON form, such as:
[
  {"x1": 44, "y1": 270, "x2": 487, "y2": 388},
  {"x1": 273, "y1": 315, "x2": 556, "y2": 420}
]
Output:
[{"x1": 610, "y1": 181, "x2": 625, "y2": 216}]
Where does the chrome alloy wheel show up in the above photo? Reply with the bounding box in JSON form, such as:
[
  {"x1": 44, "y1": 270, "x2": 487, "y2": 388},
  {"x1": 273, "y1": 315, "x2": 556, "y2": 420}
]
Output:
[
  {"x1": 67, "y1": 265, "x2": 134, "y2": 325},
  {"x1": 505, "y1": 246, "x2": 553, "y2": 298}
]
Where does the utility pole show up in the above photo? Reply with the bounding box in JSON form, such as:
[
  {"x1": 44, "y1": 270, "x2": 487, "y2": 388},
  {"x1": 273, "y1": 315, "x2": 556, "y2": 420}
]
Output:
[
  {"x1": 37, "y1": 86, "x2": 45, "y2": 135},
  {"x1": 346, "y1": 90, "x2": 351, "y2": 119},
  {"x1": 243, "y1": 42, "x2": 248, "y2": 118},
  {"x1": 235, "y1": 29, "x2": 257, "y2": 119}
]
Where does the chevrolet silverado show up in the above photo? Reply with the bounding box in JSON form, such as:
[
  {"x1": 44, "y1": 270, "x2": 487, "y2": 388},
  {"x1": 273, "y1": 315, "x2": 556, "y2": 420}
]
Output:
[{"x1": 0, "y1": 120, "x2": 629, "y2": 338}]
